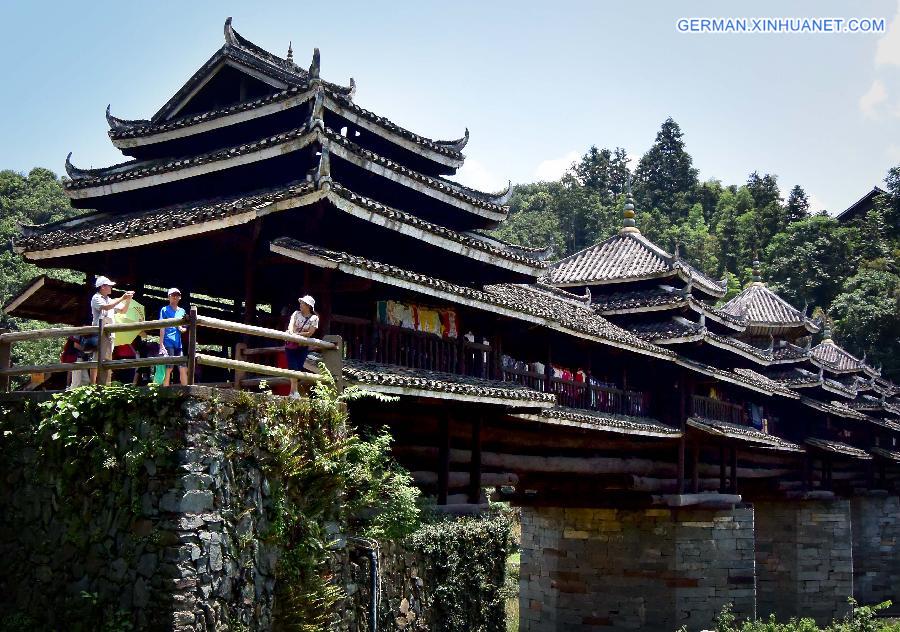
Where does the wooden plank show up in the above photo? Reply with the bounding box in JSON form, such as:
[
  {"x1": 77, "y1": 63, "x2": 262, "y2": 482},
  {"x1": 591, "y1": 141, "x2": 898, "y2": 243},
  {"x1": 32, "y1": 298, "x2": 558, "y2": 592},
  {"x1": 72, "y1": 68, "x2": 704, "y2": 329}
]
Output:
[
  {"x1": 194, "y1": 315, "x2": 337, "y2": 350},
  {"x1": 0, "y1": 361, "x2": 91, "y2": 377},
  {"x1": 105, "y1": 317, "x2": 185, "y2": 333},
  {"x1": 0, "y1": 325, "x2": 97, "y2": 343},
  {"x1": 195, "y1": 353, "x2": 324, "y2": 383},
  {"x1": 103, "y1": 356, "x2": 186, "y2": 370}
]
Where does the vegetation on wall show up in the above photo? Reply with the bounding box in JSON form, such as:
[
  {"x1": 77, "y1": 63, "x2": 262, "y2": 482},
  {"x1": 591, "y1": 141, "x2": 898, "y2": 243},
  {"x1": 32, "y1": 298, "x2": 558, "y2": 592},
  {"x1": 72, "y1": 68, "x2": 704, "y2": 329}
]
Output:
[{"x1": 704, "y1": 600, "x2": 900, "y2": 632}]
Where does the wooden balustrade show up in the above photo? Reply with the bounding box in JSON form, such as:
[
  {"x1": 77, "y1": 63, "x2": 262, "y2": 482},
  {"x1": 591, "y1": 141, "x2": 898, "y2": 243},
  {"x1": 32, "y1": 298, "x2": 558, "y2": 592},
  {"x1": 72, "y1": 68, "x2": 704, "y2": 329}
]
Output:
[
  {"x1": 691, "y1": 394, "x2": 746, "y2": 425},
  {"x1": 0, "y1": 306, "x2": 342, "y2": 393}
]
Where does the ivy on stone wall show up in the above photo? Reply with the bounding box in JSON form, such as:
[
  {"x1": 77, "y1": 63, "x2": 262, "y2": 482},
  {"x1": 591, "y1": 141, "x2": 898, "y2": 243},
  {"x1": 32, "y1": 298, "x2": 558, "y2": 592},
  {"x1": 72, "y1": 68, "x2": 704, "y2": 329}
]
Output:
[{"x1": 407, "y1": 511, "x2": 515, "y2": 632}]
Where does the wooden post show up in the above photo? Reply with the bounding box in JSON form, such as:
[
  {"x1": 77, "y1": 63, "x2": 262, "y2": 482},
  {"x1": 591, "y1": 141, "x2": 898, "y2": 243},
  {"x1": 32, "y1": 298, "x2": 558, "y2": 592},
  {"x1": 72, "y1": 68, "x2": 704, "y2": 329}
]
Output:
[
  {"x1": 677, "y1": 375, "x2": 688, "y2": 494},
  {"x1": 243, "y1": 220, "x2": 262, "y2": 326},
  {"x1": 729, "y1": 447, "x2": 738, "y2": 494},
  {"x1": 468, "y1": 416, "x2": 482, "y2": 504},
  {"x1": 97, "y1": 320, "x2": 110, "y2": 385},
  {"x1": 185, "y1": 306, "x2": 198, "y2": 386},
  {"x1": 322, "y1": 335, "x2": 343, "y2": 392},
  {"x1": 437, "y1": 413, "x2": 450, "y2": 506},
  {"x1": 691, "y1": 442, "x2": 700, "y2": 493},
  {"x1": 0, "y1": 332, "x2": 10, "y2": 393},
  {"x1": 233, "y1": 343, "x2": 247, "y2": 389},
  {"x1": 719, "y1": 446, "x2": 727, "y2": 493}
]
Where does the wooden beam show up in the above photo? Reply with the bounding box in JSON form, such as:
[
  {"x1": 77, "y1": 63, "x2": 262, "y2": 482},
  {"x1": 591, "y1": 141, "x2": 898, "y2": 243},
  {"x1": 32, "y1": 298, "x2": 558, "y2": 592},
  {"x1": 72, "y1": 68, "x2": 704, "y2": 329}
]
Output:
[{"x1": 468, "y1": 416, "x2": 483, "y2": 504}]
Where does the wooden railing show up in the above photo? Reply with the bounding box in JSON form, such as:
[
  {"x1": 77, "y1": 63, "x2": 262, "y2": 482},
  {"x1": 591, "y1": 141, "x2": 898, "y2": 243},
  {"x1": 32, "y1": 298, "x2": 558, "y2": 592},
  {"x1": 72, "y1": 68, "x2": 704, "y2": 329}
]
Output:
[
  {"x1": 0, "y1": 306, "x2": 342, "y2": 393},
  {"x1": 331, "y1": 316, "x2": 501, "y2": 379},
  {"x1": 691, "y1": 394, "x2": 746, "y2": 425},
  {"x1": 502, "y1": 366, "x2": 650, "y2": 417}
]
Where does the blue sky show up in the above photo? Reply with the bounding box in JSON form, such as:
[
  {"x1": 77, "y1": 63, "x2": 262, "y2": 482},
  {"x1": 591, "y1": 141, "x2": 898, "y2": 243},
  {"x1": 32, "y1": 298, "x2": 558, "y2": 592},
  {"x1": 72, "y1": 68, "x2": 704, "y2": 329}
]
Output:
[{"x1": 3, "y1": 0, "x2": 900, "y2": 214}]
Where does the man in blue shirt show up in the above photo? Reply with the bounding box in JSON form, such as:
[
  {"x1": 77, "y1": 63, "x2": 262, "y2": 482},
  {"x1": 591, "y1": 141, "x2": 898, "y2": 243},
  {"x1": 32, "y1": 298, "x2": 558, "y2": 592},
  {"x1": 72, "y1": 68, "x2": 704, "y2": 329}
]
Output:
[{"x1": 159, "y1": 288, "x2": 188, "y2": 386}]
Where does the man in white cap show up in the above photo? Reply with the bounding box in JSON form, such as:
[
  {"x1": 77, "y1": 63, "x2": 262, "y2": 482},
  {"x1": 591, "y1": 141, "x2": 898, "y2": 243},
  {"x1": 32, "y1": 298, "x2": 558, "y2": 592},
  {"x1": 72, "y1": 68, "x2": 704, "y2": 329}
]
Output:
[
  {"x1": 285, "y1": 295, "x2": 319, "y2": 397},
  {"x1": 90, "y1": 275, "x2": 134, "y2": 384},
  {"x1": 159, "y1": 288, "x2": 189, "y2": 386}
]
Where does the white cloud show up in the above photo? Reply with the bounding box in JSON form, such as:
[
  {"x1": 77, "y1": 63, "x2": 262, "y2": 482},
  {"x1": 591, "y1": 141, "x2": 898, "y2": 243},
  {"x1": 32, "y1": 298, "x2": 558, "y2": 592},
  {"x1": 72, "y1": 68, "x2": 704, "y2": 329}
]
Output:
[
  {"x1": 533, "y1": 150, "x2": 580, "y2": 181},
  {"x1": 807, "y1": 193, "x2": 826, "y2": 214},
  {"x1": 859, "y1": 79, "x2": 888, "y2": 118},
  {"x1": 876, "y1": 1, "x2": 900, "y2": 66},
  {"x1": 451, "y1": 158, "x2": 507, "y2": 192}
]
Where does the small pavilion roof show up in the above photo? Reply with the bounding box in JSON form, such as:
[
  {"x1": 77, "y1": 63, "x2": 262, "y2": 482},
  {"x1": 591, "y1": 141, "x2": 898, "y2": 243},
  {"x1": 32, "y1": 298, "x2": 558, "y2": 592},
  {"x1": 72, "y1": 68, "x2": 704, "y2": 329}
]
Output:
[
  {"x1": 721, "y1": 282, "x2": 819, "y2": 334},
  {"x1": 511, "y1": 406, "x2": 681, "y2": 439},
  {"x1": 546, "y1": 231, "x2": 726, "y2": 298},
  {"x1": 811, "y1": 339, "x2": 865, "y2": 374},
  {"x1": 687, "y1": 417, "x2": 804, "y2": 452},
  {"x1": 805, "y1": 437, "x2": 872, "y2": 460}
]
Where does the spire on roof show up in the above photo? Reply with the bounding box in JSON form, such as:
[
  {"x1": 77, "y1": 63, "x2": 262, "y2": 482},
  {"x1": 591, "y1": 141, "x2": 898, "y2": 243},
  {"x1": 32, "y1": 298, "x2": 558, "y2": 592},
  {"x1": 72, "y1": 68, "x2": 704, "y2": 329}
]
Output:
[
  {"x1": 822, "y1": 319, "x2": 834, "y2": 344},
  {"x1": 286, "y1": 41, "x2": 293, "y2": 63},
  {"x1": 621, "y1": 174, "x2": 639, "y2": 234},
  {"x1": 309, "y1": 48, "x2": 321, "y2": 80},
  {"x1": 751, "y1": 253, "x2": 763, "y2": 285}
]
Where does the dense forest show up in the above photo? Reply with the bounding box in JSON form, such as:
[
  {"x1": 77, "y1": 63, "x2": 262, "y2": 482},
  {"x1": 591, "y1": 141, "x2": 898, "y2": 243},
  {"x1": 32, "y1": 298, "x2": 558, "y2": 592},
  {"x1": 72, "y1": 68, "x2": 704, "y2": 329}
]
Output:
[
  {"x1": 491, "y1": 118, "x2": 900, "y2": 378},
  {"x1": 0, "y1": 119, "x2": 898, "y2": 377}
]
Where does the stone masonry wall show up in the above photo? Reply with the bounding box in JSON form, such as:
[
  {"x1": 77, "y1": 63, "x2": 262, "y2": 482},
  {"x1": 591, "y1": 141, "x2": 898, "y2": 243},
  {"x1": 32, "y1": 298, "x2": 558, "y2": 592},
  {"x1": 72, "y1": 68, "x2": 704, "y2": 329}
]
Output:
[
  {"x1": 519, "y1": 506, "x2": 756, "y2": 632},
  {"x1": 755, "y1": 499, "x2": 853, "y2": 624},
  {"x1": 0, "y1": 388, "x2": 279, "y2": 631},
  {"x1": 851, "y1": 494, "x2": 900, "y2": 608}
]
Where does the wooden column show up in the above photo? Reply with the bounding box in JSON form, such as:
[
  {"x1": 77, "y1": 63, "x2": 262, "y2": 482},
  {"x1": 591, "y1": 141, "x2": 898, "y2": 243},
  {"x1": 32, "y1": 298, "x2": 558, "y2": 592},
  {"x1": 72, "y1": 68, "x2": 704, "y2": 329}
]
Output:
[
  {"x1": 729, "y1": 447, "x2": 738, "y2": 494},
  {"x1": 468, "y1": 416, "x2": 483, "y2": 504},
  {"x1": 243, "y1": 220, "x2": 262, "y2": 325},
  {"x1": 0, "y1": 332, "x2": 10, "y2": 393},
  {"x1": 719, "y1": 446, "x2": 727, "y2": 493},
  {"x1": 437, "y1": 413, "x2": 450, "y2": 506},
  {"x1": 185, "y1": 306, "x2": 198, "y2": 386},
  {"x1": 677, "y1": 374, "x2": 688, "y2": 494},
  {"x1": 691, "y1": 442, "x2": 700, "y2": 493},
  {"x1": 318, "y1": 269, "x2": 334, "y2": 335}
]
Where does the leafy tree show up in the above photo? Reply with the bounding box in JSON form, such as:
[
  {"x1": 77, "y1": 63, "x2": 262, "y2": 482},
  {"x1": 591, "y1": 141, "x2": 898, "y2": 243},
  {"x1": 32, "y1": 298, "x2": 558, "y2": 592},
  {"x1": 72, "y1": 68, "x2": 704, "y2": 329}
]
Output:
[
  {"x1": 765, "y1": 215, "x2": 855, "y2": 309},
  {"x1": 634, "y1": 117, "x2": 699, "y2": 218},
  {"x1": 785, "y1": 184, "x2": 810, "y2": 224},
  {"x1": 831, "y1": 268, "x2": 900, "y2": 379}
]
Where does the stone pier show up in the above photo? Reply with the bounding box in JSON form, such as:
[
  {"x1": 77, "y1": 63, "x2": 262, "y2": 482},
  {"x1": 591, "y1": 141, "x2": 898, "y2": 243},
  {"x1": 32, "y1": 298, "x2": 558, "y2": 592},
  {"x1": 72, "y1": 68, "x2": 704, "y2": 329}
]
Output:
[
  {"x1": 519, "y1": 505, "x2": 756, "y2": 631},
  {"x1": 850, "y1": 494, "x2": 900, "y2": 608},
  {"x1": 754, "y1": 499, "x2": 853, "y2": 623}
]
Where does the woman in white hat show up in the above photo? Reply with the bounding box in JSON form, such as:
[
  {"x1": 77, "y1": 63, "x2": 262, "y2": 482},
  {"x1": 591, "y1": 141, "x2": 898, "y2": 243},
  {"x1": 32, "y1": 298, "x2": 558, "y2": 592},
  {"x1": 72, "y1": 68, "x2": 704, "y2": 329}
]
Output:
[
  {"x1": 285, "y1": 295, "x2": 319, "y2": 397},
  {"x1": 90, "y1": 275, "x2": 134, "y2": 384}
]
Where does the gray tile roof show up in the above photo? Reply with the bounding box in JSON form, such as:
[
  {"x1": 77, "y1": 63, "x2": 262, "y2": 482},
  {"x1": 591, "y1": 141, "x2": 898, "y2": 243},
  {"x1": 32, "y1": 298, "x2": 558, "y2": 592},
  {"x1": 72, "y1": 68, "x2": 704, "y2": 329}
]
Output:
[
  {"x1": 811, "y1": 341, "x2": 864, "y2": 373},
  {"x1": 628, "y1": 317, "x2": 703, "y2": 342},
  {"x1": 799, "y1": 396, "x2": 870, "y2": 421},
  {"x1": 765, "y1": 367, "x2": 821, "y2": 388},
  {"x1": 343, "y1": 360, "x2": 555, "y2": 405},
  {"x1": 721, "y1": 282, "x2": 819, "y2": 332},
  {"x1": 269, "y1": 237, "x2": 677, "y2": 360},
  {"x1": 592, "y1": 287, "x2": 687, "y2": 314},
  {"x1": 513, "y1": 406, "x2": 681, "y2": 438},
  {"x1": 805, "y1": 437, "x2": 872, "y2": 460},
  {"x1": 546, "y1": 231, "x2": 726, "y2": 297},
  {"x1": 870, "y1": 446, "x2": 900, "y2": 463},
  {"x1": 687, "y1": 417, "x2": 805, "y2": 452}
]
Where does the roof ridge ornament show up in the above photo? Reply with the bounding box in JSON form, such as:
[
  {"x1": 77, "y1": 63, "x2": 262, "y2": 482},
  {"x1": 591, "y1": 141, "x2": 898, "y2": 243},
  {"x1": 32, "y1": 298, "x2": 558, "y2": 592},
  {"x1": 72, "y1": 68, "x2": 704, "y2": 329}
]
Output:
[
  {"x1": 439, "y1": 128, "x2": 469, "y2": 152},
  {"x1": 310, "y1": 86, "x2": 325, "y2": 130},
  {"x1": 768, "y1": 334, "x2": 775, "y2": 353},
  {"x1": 583, "y1": 287, "x2": 591, "y2": 305},
  {"x1": 348, "y1": 77, "x2": 357, "y2": 100},
  {"x1": 286, "y1": 41, "x2": 293, "y2": 64},
  {"x1": 105, "y1": 104, "x2": 148, "y2": 130},
  {"x1": 316, "y1": 147, "x2": 332, "y2": 190},
  {"x1": 64, "y1": 152, "x2": 92, "y2": 181},
  {"x1": 489, "y1": 180, "x2": 513, "y2": 205},
  {"x1": 224, "y1": 17, "x2": 238, "y2": 46},
  {"x1": 309, "y1": 48, "x2": 321, "y2": 81},
  {"x1": 621, "y1": 173, "x2": 640, "y2": 234}
]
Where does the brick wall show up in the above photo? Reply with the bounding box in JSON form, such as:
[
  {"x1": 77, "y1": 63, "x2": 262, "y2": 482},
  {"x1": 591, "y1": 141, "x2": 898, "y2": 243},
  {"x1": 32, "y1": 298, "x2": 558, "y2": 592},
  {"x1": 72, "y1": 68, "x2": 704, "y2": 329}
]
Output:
[
  {"x1": 851, "y1": 494, "x2": 900, "y2": 608},
  {"x1": 519, "y1": 506, "x2": 756, "y2": 632},
  {"x1": 755, "y1": 499, "x2": 853, "y2": 623}
]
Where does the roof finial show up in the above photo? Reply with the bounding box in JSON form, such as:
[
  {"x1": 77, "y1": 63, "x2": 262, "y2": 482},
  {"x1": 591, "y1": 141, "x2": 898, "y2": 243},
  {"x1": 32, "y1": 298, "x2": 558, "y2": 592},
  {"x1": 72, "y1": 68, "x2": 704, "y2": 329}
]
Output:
[
  {"x1": 621, "y1": 173, "x2": 639, "y2": 234},
  {"x1": 316, "y1": 147, "x2": 332, "y2": 190},
  {"x1": 751, "y1": 252, "x2": 763, "y2": 285},
  {"x1": 309, "y1": 48, "x2": 321, "y2": 80},
  {"x1": 286, "y1": 41, "x2": 293, "y2": 63},
  {"x1": 674, "y1": 241, "x2": 681, "y2": 258},
  {"x1": 224, "y1": 17, "x2": 238, "y2": 46},
  {"x1": 822, "y1": 318, "x2": 834, "y2": 344}
]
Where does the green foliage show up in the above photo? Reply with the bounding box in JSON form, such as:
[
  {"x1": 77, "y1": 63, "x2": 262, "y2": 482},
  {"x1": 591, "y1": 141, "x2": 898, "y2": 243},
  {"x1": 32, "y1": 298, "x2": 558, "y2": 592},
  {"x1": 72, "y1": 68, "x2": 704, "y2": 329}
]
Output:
[
  {"x1": 409, "y1": 511, "x2": 516, "y2": 632},
  {"x1": 700, "y1": 599, "x2": 900, "y2": 632},
  {"x1": 634, "y1": 117, "x2": 699, "y2": 218},
  {"x1": 0, "y1": 168, "x2": 83, "y2": 371}
]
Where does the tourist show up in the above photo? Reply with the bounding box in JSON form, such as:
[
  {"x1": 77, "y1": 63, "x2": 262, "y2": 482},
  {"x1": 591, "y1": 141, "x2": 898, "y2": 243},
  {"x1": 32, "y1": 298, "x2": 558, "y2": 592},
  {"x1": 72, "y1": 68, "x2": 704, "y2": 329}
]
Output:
[
  {"x1": 159, "y1": 288, "x2": 188, "y2": 386},
  {"x1": 90, "y1": 276, "x2": 134, "y2": 384},
  {"x1": 285, "y1": 295, "x2": 319, "y2": 398}
]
